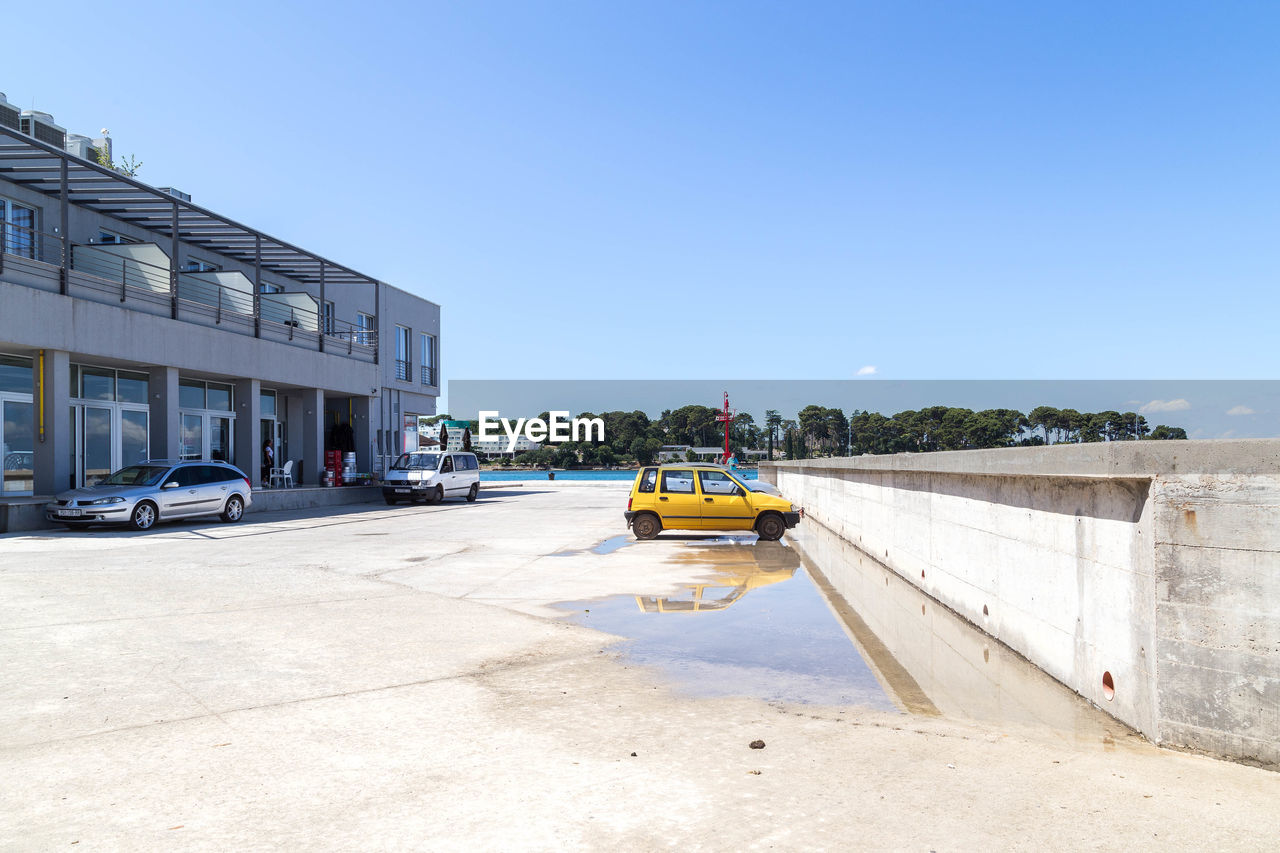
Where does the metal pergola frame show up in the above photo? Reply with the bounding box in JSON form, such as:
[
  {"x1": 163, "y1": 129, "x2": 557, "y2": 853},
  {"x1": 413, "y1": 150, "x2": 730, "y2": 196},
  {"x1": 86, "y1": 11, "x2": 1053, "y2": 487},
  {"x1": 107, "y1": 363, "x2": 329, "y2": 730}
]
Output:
[{"x1": 0, "y1": 125, "x2": 379, "y2": 290}]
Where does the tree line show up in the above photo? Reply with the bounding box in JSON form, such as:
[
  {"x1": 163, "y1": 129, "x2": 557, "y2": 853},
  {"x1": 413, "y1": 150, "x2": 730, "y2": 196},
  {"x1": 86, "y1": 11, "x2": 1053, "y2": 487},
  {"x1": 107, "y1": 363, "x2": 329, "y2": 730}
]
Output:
[{"x1": 425, "y1": 403, "x2": 1188, "y2": 465}]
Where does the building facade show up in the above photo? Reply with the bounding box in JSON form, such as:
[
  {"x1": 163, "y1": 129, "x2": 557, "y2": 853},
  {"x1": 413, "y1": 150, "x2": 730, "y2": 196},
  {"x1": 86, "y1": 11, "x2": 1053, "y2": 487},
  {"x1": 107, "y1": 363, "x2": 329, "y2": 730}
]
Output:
[{"x1": 0, "y1": 97, "x2": 440, "y2": 495}]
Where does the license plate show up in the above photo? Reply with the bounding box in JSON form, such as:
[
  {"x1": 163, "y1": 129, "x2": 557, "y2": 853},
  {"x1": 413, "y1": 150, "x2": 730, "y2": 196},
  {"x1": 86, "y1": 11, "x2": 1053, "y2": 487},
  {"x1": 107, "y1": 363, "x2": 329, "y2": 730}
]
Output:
[
  {"x1": 57, "y1": 508, "x2": 83, "y2": 517},
  {"x1": 395, "y1": 489, "x2": 410, "y2": 494}
]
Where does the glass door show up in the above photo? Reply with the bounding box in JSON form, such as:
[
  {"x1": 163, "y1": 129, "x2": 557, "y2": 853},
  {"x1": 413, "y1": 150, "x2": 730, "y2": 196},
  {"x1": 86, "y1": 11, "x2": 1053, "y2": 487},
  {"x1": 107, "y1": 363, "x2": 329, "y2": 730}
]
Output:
[
  {"x1": 209, "y1": 416, "x2": 232, "y2": 462},
  {"x1": 82, "y1": 405, "x2": 114, "y2": 486},
  {"x1": 1, "y1": 396, "x2": 35, "y2": 495},
  {"x1": 121, "y1": 409, "x2": 149, "y2": 467},
  {"x1": 181, "y1": 414, "x2": 203, "y2": 461}
]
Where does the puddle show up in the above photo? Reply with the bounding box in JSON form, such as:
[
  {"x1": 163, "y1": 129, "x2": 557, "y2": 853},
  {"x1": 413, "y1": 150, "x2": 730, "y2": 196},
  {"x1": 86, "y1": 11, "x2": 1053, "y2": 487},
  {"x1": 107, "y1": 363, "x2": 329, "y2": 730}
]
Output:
[
  {"x1": 550, "y1": 534, "x2": 635, "y2": 557},
  {"x1": 557, "y1": 524, "x2": 1139, "y2": 747},
  {"x1": 560, "y1": 541, "x2": 899, "y2": 710}
]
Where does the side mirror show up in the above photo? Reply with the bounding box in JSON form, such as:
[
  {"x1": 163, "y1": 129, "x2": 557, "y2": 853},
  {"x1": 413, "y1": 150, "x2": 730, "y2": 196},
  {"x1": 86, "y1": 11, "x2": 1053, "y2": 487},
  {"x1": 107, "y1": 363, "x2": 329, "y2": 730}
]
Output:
[
  {"x1": 733, "y1": 486, "x2": 746, "y2": 496},
  {"x1": 162, "y1": 481, "x2": 180, "y2": 489}
]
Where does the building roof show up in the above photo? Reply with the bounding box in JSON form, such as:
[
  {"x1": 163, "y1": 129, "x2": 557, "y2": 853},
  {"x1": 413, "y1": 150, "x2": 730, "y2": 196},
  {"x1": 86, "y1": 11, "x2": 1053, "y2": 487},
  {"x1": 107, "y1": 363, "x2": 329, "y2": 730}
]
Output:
[{"x1": 0, "y1": 125, "x2": 377, "y2": 288}]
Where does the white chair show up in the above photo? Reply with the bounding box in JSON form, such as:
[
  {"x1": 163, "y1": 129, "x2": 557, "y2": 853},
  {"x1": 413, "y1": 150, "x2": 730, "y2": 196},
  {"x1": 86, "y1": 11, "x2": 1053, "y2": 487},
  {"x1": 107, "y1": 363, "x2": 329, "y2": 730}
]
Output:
[{"x1": 268, "y1": 459, "x2": 294, "y2": 489}]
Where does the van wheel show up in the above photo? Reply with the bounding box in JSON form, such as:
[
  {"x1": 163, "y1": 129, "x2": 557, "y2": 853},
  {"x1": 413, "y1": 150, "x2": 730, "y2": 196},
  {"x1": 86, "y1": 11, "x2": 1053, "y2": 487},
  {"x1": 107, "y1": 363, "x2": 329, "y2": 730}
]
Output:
[
  {"x1": 221, "y1": 495, "x2": 245, "y2": 523},
  {"x1": 756, "y1": 513, "x2": 785, "y2": 541},
  {"x1": 632, "y1": 513, "x2": 661, "y2": 540},
  {"x1": 467, "y1": 483, "x2": 479, "y2": 502},
  {"x1": 130, "y1": 501, "x2": 158, "y2": 531},
  {"x1": 432, "y1": 485, "x2": 444, "y2": 504}
]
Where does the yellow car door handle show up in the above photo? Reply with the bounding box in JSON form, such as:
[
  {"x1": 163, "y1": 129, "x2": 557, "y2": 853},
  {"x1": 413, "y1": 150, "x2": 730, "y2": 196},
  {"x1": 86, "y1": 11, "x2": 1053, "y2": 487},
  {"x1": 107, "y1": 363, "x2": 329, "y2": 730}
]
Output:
[
  {"x1": 658, "y1": 496, "x2": 668, "y2": 501},
  {"x1": 704, "y1": 497, "x2": 713, "y2": 502}
]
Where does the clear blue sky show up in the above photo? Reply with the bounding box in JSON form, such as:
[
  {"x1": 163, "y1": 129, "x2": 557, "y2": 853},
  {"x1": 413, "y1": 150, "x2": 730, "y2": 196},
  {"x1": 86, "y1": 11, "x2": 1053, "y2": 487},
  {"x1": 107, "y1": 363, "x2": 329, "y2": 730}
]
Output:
[{"x1": 6, "y1": 1, "x2": 1279, "y2": 383}]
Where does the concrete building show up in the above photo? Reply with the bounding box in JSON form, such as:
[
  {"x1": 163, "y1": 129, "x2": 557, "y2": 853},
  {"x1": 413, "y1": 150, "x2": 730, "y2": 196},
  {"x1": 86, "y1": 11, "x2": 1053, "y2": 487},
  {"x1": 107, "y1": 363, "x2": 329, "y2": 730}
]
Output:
[{"x1": 0, "y1": 97, "x2": 440, "y2": 495}]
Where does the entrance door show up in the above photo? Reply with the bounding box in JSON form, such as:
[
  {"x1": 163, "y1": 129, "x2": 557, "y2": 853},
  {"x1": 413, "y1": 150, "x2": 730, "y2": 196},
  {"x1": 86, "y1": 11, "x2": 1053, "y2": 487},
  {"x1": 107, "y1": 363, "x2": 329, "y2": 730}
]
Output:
[
  {"x1": 1, "y1": 396, "x2": 34, "y2": 495},
  {"x1": 82, "y1": 405, "x2": 114, "y2": 486},
  {"x1": 71, "y1": 404, "x2": 149, "y2": 488},
  {"x1": 181, "y1": 414, "x2": 203, "y2": 461}
]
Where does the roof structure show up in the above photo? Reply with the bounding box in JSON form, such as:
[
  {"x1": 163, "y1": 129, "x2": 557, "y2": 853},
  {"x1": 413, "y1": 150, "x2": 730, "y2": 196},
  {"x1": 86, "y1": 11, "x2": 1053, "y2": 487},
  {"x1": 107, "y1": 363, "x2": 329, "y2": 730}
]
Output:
[{"x1": 0, "y1": 125, "x2": 377, "y2": 288}]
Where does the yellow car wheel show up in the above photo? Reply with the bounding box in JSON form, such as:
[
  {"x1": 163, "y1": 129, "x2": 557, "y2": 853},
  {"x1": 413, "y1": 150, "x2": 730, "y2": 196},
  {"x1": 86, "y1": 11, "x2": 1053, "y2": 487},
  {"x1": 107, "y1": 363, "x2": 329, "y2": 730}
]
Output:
[
  {"x1": 632, "y1": 513, "x2": 661, "y2": 540},
  {"x1": 756, "y1": 513, "x2": 785, "y2": 541}
]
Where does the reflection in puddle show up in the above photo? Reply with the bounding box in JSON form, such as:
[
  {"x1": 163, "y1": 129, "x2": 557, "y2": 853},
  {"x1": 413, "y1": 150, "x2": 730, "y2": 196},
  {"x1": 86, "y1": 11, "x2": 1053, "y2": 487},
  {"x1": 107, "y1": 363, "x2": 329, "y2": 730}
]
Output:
[
  {"x1": 561, "y1": 541, "x2": 899, "y2": 710},
  {"x1": 558, "y1": 524, "x2": 1141, "y2": 748}
]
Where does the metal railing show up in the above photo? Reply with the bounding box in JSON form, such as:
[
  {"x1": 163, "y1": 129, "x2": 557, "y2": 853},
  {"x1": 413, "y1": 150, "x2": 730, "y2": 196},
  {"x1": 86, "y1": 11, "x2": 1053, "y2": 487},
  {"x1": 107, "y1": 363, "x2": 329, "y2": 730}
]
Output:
[
  {"x1": 420, "y1": 364, "x2": 437, "y2": 386},
  {"x1": 0, "y1": 220, "x2": 66, "y2": 269},
  {"x1": 395, "y1": 359, "x2": 411, "y2": 381},
  {"x1": 2, "y1": 237, "x2": 378, "y2": 360}
]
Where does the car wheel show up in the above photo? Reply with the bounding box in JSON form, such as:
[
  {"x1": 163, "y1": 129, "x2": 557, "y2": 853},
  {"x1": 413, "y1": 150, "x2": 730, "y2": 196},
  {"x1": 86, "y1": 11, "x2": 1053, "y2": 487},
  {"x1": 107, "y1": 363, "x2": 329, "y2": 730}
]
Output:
[
  {"x1": 632, "y1": 513, "x2": 661, "y2": 540},
  {"x1": 130, "y1": 501, "x2": 158, "y2": 531},
  {"x1": 467, "y1": 483, "x2": 479, "y2": 502},
  {"x1": 221, "y1": 495, "x2": 245, "y2": 523},
  {"x1": 432, "y1": 485, "x2": 444, "y2": 504},
  {"x1": 756, "y1": 513, "x2": 785, "y2": 541},
  {"x1": 385, "y1": 496, "x2": 399, "y2": 505}
]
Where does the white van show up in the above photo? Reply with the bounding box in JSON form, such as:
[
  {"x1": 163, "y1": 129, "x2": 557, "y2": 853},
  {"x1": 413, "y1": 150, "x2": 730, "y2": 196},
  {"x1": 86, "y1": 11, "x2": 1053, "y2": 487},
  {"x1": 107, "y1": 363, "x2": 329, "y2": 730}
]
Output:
[{"x1": 382, "y1": 451, "x2": 481, "y2": 505}]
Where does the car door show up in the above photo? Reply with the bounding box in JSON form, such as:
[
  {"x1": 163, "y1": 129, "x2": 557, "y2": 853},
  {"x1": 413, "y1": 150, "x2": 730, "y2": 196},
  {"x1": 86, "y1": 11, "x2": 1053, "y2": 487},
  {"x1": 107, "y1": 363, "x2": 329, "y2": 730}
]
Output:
[
  {"x1": 439, "y1": 455, "x2": 460, "y2": 494},
  {"x1": 697, "y1": 469, "x2": 755, "y2": 531},
  {"x1": 158, "y1": 465, "x2": 205, "y2": 518},
  {"x1": 657, "y1": 468, "x2": 703, "y2": 528},
  {"x1": 197, "y1": 465, "x2": 234, "y2": 515}
]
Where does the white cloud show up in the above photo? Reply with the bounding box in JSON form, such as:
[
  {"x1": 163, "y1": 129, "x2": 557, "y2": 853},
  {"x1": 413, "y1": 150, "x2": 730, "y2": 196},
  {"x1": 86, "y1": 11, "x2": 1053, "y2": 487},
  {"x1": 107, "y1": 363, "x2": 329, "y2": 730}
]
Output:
[
  {"x1": 1140, "y1": 398, "x2": 1191, "y2": 414},
  {"x1": 1226, "y1": 405, "x2": 1255, "y2": 416},
  {"x1": 856, "y1": 365, "x2": 877, "y2": 376}
]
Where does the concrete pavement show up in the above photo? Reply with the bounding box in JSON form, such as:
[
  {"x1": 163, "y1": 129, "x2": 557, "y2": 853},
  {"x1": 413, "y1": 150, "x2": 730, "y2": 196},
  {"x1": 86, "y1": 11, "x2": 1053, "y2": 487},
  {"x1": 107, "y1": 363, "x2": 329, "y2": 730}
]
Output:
[{"x1": 2, "y1": 483, "x2": 1277, "y2": 851}]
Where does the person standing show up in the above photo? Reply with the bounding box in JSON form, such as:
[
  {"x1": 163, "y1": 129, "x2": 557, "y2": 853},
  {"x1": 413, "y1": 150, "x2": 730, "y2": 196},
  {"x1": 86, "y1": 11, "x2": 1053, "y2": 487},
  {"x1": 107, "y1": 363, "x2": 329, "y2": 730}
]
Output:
[{"x1": 262, "y1": 439, "x2": 274, "y2": 486}]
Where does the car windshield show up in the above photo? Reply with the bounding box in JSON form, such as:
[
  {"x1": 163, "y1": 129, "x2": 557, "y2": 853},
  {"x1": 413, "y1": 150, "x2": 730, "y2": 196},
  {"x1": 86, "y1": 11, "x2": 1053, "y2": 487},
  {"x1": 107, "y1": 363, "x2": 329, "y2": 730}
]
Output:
[
  {"x1": 392, "y1": 452, "x2": 440, "y2": 470},
  {"x1": 100, "y1": 465, "x2": 171, "y2": 487}
]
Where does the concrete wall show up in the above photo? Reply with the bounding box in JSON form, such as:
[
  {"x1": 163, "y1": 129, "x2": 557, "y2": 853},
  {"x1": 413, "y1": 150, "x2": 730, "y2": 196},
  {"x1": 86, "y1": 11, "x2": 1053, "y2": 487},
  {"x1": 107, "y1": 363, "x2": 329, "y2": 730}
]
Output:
[{"x1": 763, "y1": 440, "x2": 1280, "y2": 768}]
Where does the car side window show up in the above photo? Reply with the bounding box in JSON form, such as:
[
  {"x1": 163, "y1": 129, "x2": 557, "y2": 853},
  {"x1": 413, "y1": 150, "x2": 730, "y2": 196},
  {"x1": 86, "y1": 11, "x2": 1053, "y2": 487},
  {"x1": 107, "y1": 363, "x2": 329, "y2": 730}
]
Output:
[
  {"x1": 638, "y1": 468, "x2": 658, "y2": 493},
  {"x1": 463, "y1": 455, "x2": 477, "y2": 470},
  {"x1": 661, "y1": 469, "x2": 695, "y2": 494},
  {"x1": 698, "y1": 470, "x2": 740, "y2": 495},
  {"x1": 441, "y1": 457, "x2": 454, "y2": 473},
  {"x1": 171, "y1": 466, "x2": 200, "y2": 487}
]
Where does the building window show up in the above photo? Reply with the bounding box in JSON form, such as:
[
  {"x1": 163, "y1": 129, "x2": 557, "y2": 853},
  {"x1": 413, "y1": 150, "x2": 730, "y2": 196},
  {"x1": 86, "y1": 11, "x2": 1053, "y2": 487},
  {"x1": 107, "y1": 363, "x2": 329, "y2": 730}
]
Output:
[
  {"x1": 96, "y1": 230, "x2": 137, "y2": 245},
  {"x1": 322, "y1": 300, "x2": 335, "y2": 335},
  {"x1": 357, "y1": 312, "x2": 375, "y2": 346},
  {"x1": 420, "y1": 333, "x2": 437, "y2": 386},
  {"x1": 260, "y1": 283, "x2": 283, "y2": 294},
  {"x1": 0, "y1": 197, "x2": 37, "y2": 259},
  {"x1": 182, "y1": 258, "x2": 220, "y2": 272},
  {"x1": 395, "y1": 325, "x2": 411, "y2": 381}
]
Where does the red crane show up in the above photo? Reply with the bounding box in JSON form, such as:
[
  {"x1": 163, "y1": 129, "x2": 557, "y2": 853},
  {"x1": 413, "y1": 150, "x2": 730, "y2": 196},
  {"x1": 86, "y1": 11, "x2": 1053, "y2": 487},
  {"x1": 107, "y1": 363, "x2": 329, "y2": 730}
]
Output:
[{"x1": 715, "y1": 391, "x2": 735, "y2": 464}]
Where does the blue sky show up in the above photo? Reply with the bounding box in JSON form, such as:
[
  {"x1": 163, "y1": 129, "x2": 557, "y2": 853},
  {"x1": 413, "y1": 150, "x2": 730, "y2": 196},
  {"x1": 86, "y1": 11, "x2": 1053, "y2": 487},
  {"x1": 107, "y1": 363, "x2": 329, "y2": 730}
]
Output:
[{"x1": 6, "y1": 2, "x2": 1279, "y2": 385}]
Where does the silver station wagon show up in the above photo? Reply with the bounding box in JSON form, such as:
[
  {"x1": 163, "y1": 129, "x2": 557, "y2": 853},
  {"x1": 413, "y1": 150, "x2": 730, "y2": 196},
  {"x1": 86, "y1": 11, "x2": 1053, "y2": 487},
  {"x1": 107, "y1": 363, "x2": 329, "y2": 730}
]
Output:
[{"x1": 47, "y1": 460, "x2": 253, "y2": 530}]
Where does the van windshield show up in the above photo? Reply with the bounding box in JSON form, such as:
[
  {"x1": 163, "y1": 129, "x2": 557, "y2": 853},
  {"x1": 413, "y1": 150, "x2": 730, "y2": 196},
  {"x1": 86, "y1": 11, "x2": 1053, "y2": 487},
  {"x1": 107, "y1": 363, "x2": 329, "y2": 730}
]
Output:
[{"x1": 392, "y1": 452, "x2": 440, "y2": 470}]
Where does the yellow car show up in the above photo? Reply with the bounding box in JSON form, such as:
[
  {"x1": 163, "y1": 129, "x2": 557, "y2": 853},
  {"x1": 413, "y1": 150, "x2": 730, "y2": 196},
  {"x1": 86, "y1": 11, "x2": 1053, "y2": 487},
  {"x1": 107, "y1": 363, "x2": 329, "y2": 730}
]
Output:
[{"x1": 624, "y1": 463, "x2": 802, "y2": 541}]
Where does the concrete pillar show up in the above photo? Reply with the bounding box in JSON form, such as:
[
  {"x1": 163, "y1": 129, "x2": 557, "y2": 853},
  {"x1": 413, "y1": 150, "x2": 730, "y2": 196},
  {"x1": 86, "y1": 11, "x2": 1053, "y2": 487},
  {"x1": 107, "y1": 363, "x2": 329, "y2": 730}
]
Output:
[
  {"x1": 148, "y1": 367, "x2": 180, "y2": 460},
  {"x1": 351, "y1": 396, "x2": 373, "y2": 473},
  {"x1": 34, "y1": 349, "x2": 71, "y2": 495},
  {"x1": 300, "y1": 388, "x2": 325, "y2": 487},
  {"x1": 234, "y1": 378, "x2": 261, "y2": 485}
]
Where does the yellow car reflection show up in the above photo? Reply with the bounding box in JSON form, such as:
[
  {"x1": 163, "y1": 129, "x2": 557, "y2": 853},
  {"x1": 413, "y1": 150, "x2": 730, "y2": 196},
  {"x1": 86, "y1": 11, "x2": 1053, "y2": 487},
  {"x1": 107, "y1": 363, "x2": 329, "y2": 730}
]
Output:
[{"x1": 635, "y1": 543, "x2": 800, "y2": 613}]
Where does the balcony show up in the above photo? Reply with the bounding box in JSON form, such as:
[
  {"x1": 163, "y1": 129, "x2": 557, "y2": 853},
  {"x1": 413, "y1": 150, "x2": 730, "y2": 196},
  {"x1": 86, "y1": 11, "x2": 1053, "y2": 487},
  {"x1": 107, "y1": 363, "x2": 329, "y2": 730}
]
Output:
[{"x1": 0, "y1": 228, "x2": 378, "y2": 363}]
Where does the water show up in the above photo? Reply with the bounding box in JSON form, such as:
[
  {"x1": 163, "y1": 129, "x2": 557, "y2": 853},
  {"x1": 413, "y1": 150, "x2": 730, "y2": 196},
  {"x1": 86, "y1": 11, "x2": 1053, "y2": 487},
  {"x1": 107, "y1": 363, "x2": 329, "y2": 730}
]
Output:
[
  {"x1": 559, "y1": 539, "x2": 898, "y2": 710},
  {"x1": 556, "y1": 526, "x2": 1138, "y2": 746},
  {"x1": 481, "y1": 468, "x2": 759, "y2": 481}
]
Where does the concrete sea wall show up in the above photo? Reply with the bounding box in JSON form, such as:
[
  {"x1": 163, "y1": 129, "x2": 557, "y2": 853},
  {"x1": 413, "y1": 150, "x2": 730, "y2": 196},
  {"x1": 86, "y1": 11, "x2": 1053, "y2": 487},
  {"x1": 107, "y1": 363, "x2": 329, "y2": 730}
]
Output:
[{"x1": 763, "y1": 440, "x2": 1280, "y2": 767}]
